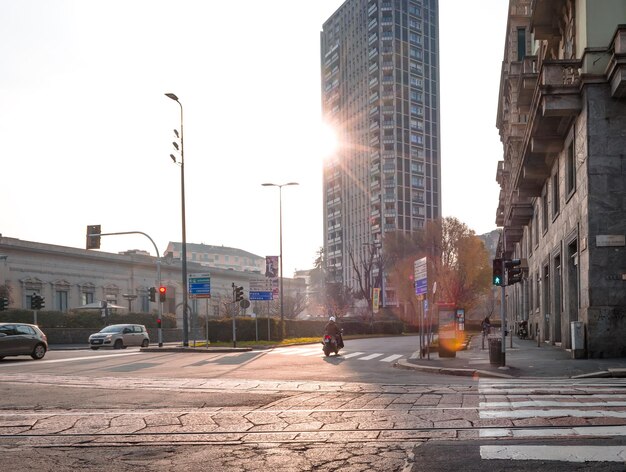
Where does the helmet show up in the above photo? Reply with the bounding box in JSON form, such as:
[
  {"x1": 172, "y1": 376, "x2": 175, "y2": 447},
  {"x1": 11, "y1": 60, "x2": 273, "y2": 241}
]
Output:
[{"x1": 329, "y1": 316, "x2": 336, "y2": 322}]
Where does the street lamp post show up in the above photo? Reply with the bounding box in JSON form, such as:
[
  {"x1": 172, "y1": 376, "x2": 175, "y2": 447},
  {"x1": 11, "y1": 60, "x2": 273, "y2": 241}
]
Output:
[
  {"x1": 165, "y1": 92, "x2": 189, "y2": 347},
  {"x1": 262, "y1": 182, "x2": 299, "y2": 333}
]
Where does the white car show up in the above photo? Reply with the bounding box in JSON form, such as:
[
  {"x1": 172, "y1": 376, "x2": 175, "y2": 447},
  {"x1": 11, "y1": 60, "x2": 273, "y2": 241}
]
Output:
[{"x1": 89, "y1": 324, "x2": 149, "y2": 350}]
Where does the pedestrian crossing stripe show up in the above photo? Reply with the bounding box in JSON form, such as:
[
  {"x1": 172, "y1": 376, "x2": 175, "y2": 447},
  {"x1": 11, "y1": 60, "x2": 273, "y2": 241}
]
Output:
[
  {"x1": 266, "y1": 348, "x2": 402, "y2": 362},
  {"x1": 479, "y1": 378, "x2": 626, "y2": 461},
  {"x1": 480, "y1": 445, "x2": 626, "y2": 463}
]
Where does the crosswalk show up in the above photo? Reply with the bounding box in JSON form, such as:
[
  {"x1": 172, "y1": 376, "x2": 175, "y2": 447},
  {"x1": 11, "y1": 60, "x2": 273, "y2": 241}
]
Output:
[
  {"x1": 265, "y1": 345, "x2": 404, "y2": 363},
  {"x1": 479, "y1": 378, "x2": 626, "y2": 463}
]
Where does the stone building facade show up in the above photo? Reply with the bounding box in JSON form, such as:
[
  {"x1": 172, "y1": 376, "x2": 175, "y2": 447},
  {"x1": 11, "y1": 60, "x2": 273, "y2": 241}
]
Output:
[
  {"x1": 495, "y1": 0, "x2": 626, "y2": 357},
  {"x1": 0, "y1": 236, "x2": 298, "y2": 324}
]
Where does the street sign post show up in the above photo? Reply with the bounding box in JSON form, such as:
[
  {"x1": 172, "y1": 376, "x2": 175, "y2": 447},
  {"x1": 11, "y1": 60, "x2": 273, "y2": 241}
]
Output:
[
  {"x1": 414, "y1": 257, "x2": 428, "y2": 358},
  {"x1": 250, "y1": 278, "x2": 273, "y2": 301},
  {"x1": 188, "y1": 273, "x2": 211, "y2": 299}
]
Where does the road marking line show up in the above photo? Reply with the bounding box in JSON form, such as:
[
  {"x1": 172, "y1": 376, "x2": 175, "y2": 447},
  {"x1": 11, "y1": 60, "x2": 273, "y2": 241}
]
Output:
[
  {"x1": 358, "y1": 353, "x2": 384, "y2": 360},
  {"x1": 481, "y1": 400, "x2": 626, "y2": 408},
  {"x1": 0, "y1": 351, "x2": 142, "y2": 367},
  {"x1": 269, "y1": 347, "x2": 318, "y2": 355},
  {"x1": 300, "y1": 348, "x2": 325, "y2": 356},
  {"x1": 341, "y1": 352, "x2": 365, "y2": 359},
  {"x1": 480, "y1": 425, "x2": 626, "y2": 438},
  {"x1": 480, "y1": 445, "x2": 626, "y2": 462},
  {"x1": 480, "y1": 408, "x2": 626, "y2": 419},
  {"x1": 379, "y1": 354, "x2": 403, "y2": 363}
]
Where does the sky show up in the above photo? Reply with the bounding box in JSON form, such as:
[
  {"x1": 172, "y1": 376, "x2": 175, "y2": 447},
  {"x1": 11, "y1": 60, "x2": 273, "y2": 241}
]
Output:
[{"x1": 0, "y1": 0, "x2": 509, "y2": 277}]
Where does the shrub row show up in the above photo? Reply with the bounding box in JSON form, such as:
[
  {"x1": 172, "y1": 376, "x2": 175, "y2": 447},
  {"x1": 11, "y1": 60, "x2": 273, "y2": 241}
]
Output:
[{"x1": 1, "y1": 310, "x2": 407, "y2": 342}]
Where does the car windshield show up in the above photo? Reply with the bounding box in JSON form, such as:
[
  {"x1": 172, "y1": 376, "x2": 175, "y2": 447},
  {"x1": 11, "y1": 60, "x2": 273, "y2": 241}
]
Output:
[{"x1": 99, "y1": 326, "x2": 124, "y2": 333}]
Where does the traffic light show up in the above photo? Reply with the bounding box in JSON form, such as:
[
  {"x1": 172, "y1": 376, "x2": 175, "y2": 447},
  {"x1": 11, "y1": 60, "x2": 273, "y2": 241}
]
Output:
[
  {"x1": 235, "y1": 286, "x2": 244, "y2": 302},
  {"x1": 149, "y1": 287, "x2": 156, "y2": 302},
  {"x1": 505, "y1": 259, "x2": 523, "y2": 286},
  {"x1": 156, "y1": 318, "x2": 162, "y2": 329},
  {"x1": 30, "y1": 294, "x2": 44, "y2": 310},
  {"x1": 158, "y1": 286, "x2": 167, "y2": 302},
  {"x1": 0, "y1": 297, "x2": 8, "y2": 311},
  {"x1": 492, "y1": 258, "x2": 503, "y2": 286},
  {"x1": 86, "y1": 225, "x2": 101, "y2": 250}
]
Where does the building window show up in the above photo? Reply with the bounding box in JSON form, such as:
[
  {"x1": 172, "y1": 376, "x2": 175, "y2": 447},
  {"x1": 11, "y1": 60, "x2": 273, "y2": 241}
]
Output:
[
  {"x1": 411, "y1": 175, "x2": 424, "y2": 188},
  {"x1": 517, "y1": 27, "x2": 526, "y2": 61},
  {"x1": 82, "y1": 292, "x2": 94, "y2": 305},
  {"x1": 56, "y1": 291, "x2": 68, "y2": 312},
  {"x1": 566, "y1": 141, "x2": 575, "y2": 197},
  {"x1": 533, "y1": 208, "x2": 539, "y2": 247},
  {"x1": 141, "y1": 295, "x2": 150, "y2": 313},
  {"x1": 410, "y1": 76, "x2": 423, "y2": 88},
  {"x1": 542, "y1": 186, "x2": 548, "y2": 234},
  {"x1": 410, "y1": 161, "x2": 423, "y2": 173},
  {"x1": 409, "y1": 19, "x2": 421, "y2": 31},
  {"x1": 552, "y1": 172, "x2": 560, "y2": 219}
]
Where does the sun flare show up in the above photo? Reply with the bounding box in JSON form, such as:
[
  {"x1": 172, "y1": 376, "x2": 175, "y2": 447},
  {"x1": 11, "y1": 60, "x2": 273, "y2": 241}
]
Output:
[{"x1": 318, "y1": 121, "x2": 340, "y2": 159}]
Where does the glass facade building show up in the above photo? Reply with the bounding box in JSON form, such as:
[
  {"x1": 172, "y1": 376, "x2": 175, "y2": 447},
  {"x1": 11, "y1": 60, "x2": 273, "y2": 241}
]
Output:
[{"x1": 321, "y1": 0, "x2": 441, "y2": 304}]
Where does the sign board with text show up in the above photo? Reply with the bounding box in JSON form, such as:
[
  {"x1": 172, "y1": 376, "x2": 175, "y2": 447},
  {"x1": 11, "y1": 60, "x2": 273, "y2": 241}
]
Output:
[
  {"x1": 414, "y1": 257, "x2": 427, "y2": 296},
  {"x1": 188, "y1": 273, "x2": 211, "y2": 299},
  {"x1": 250, "y1": 278, "x2": 273, "y2": 301}
]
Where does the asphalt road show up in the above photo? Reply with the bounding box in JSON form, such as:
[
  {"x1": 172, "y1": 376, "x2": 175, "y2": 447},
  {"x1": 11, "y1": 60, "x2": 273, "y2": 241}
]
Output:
[{"x1": 1, "y1": 336, "x2": 626, "y2": 471}]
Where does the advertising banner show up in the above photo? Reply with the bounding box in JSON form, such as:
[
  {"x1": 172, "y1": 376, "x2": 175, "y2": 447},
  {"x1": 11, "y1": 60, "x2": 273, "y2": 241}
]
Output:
[{"x1": 265, "y1": 256, "x2": 278, "y2": 278}]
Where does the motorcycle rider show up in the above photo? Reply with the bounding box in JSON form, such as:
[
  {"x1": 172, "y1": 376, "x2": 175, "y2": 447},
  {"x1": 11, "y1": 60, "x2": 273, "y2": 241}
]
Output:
[{"x1": 324, "y1": 316, "x2": 344, "y2": 349}]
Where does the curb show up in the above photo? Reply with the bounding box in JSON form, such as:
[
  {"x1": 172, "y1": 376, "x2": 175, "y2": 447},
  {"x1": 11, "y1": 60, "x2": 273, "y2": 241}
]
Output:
[
  {"x1": 395, "y1": 359, "x2": 515, "y2": 378},
  {"x1": 141, "y1": 347, "x2": 253, "y2": 353}
]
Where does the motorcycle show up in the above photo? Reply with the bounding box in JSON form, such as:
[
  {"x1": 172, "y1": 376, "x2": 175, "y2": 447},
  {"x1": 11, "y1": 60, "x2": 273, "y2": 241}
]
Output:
[{"x1": 322, "y1": 330, "x2": 343, "y2": 357}]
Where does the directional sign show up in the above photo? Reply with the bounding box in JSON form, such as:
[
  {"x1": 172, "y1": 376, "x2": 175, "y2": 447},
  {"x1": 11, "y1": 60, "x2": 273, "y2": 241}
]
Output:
[
  {"x1": 414, "y1": 257, "x2": 427, "y2": 296},
  {"x1": 188, "y1": 273, "x2": 211, "y2": 299},
  {"x1": 250, "y1": 278, "x2": 273, "y2": 301}
]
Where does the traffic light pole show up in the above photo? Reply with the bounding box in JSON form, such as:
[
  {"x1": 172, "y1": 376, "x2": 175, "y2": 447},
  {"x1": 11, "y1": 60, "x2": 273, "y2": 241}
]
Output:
[
  {"x1": 86, "y1": 229, "x2": 163, "y2": 347},
  {"x1": 500, "y1": 258, "x2": 506, "y2": 367}
]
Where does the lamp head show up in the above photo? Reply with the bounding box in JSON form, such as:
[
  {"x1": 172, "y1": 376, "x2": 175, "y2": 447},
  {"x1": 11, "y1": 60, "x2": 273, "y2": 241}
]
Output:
[
  {"x1": 165, "y1": 93, "x2": 179, "y2": 101},
  {"x1": 172, "y1": 142, "x2": 179, "y2": 151},
  {"x1": 170, "y1": 154, "x2": 177, "y2": 163},
  {"x1": 174, "y1": 129, "x2": 180, "y2": 138}
]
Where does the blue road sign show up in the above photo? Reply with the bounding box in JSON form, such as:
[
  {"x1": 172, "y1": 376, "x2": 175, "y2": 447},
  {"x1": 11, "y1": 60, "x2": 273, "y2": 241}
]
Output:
[
  {"x1": 188, "y1": 274, "x2": 211, "y2": 299},
  {"x1": 250, "y1": 291, "x2": 272, "y2": 301}
]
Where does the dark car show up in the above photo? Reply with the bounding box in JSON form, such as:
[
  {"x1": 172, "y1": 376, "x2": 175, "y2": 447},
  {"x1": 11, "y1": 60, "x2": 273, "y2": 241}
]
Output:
[{"x1": 0, "y1": 322, "x2": 48, "y2": 360}]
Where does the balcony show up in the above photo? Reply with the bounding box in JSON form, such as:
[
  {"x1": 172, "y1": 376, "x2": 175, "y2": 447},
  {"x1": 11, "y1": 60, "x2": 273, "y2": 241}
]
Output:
[
  {"x1": 515, "y1": 59, "x2": 582, "y2": 195},
  {"x1": 608, "y1": 26, "x2": 626, "y2": 98},
  {"x1": 517, "y1": 55, "x2": 538, "y2": 107}
]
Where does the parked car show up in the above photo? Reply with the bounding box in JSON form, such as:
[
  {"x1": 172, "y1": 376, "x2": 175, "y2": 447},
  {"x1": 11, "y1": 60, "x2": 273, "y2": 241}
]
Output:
[
  {"x1": 88, "y1": 324, "x2": 149, "y2": 350},
  {"x1": 0, "y1": 322, "x2": 48, "y2": 360}
]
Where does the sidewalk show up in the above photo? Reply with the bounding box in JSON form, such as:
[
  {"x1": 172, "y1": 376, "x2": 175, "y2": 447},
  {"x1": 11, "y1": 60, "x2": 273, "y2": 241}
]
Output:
[{"x1": 397, "y1": 334, "x2": 626, "y2": 379}]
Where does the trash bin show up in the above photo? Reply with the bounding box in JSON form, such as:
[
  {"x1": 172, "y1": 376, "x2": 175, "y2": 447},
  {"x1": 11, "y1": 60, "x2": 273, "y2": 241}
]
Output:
[{"x1": 489, "y1": 338, "x2": 504, "y2": 366}]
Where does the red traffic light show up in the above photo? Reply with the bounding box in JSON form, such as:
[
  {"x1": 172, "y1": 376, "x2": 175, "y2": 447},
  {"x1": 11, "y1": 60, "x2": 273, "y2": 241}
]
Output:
[{"x1": 159, "y1": 286, "x2": 167, "y2": 302}]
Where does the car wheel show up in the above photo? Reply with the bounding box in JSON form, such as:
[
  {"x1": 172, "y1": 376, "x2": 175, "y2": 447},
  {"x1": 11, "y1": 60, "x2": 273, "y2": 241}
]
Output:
[
  {"x1": 31, "y1": 343, "x2": 46, "y2": 360},
  {"x1": 141, "y1": 339, "x2": 149, "y2": 347},
  {"x1": 90, "y1": 346, "x2": 99, "y2": 350},
  {"x1": 114, "y1": 339, "x2": 123, "y2": 349}
]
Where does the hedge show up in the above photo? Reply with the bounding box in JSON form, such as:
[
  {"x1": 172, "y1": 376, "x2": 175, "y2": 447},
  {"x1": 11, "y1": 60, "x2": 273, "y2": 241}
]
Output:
[{"x1": 0, "y1": 310, "x2": 409, "y2": 342}]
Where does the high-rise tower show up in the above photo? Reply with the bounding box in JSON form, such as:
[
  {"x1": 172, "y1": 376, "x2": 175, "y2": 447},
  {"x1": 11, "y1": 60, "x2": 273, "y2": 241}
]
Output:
[{"x1": 321, "y1": 0, "x2": 440, "y2": 305}]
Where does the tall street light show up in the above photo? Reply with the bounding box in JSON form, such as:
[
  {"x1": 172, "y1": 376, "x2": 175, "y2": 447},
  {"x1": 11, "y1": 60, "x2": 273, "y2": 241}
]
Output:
[
  {"x1": 262, "y1": 182, "x2": 299, "y2": 333},
  {"x1": 165, "y1": 92, "x2": 189, "y2": 347}
]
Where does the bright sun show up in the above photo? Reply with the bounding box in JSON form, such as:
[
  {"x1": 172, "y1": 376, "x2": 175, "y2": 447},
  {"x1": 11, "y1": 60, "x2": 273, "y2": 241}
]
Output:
[{"x1": 318, "y1": 121, "x2": 339, "y2": 159}]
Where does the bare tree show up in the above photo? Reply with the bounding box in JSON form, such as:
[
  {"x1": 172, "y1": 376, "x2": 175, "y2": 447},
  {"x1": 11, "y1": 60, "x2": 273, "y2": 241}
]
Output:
[{"x1": 347, "y1": 242, "x2": 389, "y2": 322}]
